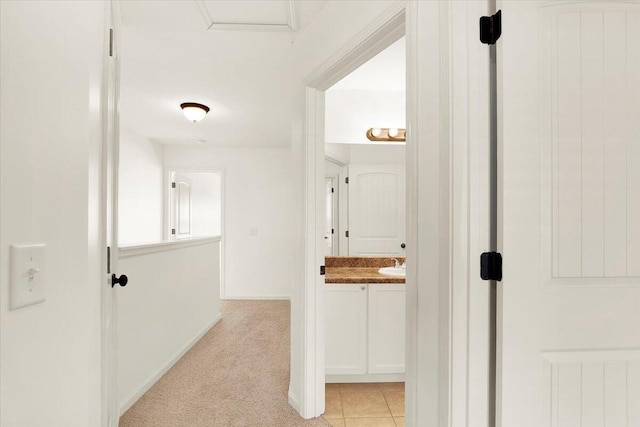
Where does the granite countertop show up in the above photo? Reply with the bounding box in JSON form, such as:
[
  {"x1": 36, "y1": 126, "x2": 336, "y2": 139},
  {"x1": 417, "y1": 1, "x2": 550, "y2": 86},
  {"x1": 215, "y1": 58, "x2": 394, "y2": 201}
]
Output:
[{"x1": 325, "y1": 256, "x2": 406, "y2": 284}]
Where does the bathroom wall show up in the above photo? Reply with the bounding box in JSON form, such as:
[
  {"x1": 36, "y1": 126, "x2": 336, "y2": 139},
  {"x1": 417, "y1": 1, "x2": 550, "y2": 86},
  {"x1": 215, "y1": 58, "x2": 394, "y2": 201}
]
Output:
[
  {"x1": 119, "y1": 127, "x2": 164, "y2": 245},
  {"x1": 325, "y1": 89, "x2": 405, "y2": 144},
  {"x1": 164, "y1": 145, "x2": 293, "y2": 299}
]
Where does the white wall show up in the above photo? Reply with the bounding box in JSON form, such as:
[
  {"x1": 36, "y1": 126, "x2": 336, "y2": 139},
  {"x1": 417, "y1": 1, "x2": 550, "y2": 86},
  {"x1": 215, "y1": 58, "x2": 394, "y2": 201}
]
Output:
[
  {"x1": 164, "y1": 146, "x2": 293, "y2": 299},
  {"x1": 0, "y1": 1, "x2": 105, "y2": 425},
  {"x1": 326, "y1": 143, "x2": 405, "y2": 166},
  {"x1": 119, "y1": 128, "x2": 164, "y2": 245},
  {"x1": 173, "y1": 172, "x2": 222, "y2": 237},
  {"x1": 117, "y1": 239, "x2": 221, "y2": 413},
  {"x1": 325, "y1": 89, "x2": 405, "y2": 144}
]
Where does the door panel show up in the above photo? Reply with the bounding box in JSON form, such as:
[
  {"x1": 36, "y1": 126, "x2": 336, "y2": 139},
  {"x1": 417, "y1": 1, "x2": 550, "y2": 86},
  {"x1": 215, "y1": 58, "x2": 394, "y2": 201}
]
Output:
[
  {"x1": 498, "y1": 1, "x2": 640, "y2": 425},
  {"x1": 325, "y1": 284, "x2": 367, "y2": 375},
  {"x1": 348, "y1": 165, "x2": 406, "y2": 256},
  {"x1": 368, "y1": 284, "x2": 405, "y2": 374}
]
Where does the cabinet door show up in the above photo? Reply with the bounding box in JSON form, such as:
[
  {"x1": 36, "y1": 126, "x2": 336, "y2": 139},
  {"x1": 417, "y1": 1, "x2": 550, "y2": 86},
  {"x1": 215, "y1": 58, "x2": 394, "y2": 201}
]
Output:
[
  {"x1": 325, "y1": 284, "x2": 368, "y2": 375},
  {"x1": 368, "y1": 284, "x2": 405, "y2": 374}
]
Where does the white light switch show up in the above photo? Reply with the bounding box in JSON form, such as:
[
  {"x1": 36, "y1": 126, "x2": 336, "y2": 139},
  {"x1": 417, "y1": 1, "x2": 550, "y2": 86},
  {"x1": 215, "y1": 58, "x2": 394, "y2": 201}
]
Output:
[{"x1": 10, "y1": 244, "x2": 46, "y2": 310}]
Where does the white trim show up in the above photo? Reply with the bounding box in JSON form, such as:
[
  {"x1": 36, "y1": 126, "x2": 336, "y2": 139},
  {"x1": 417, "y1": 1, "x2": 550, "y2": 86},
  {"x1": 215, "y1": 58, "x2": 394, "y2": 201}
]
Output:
[
  {"x1": 296, "y1": 2, "x2": 412, "y2": 421},
  {"x1": 297, "y1": 1, "x2": 468, "y2": 425},
  {"x1": 326, "y1": 373, "x2": 405, "y2": 384},
  {"x1": 118, "y1": 236, "x2": 221, "y2": 258},
  {"x1": 118, "y1": 314, "x2": 222, "y2": 415},
  {"x1": 223, "y1": 296, "x2": 291, "y2": 301}
]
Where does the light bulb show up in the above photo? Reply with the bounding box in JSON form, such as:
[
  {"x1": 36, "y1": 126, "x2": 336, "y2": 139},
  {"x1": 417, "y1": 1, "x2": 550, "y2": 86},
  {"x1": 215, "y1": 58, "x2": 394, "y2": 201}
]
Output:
[
  {"x1": 371, "y1": 128, "x2": 382, "y2": 137},
  {"x1": 388, "y1": 128, "x2": 399, "y2": 138}
]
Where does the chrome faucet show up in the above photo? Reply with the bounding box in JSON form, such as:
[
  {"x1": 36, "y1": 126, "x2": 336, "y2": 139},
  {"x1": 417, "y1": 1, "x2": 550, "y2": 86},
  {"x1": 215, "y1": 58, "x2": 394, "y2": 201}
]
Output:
[{"x1": 392, "y1": 258, "x2": 401, "y2": 268}]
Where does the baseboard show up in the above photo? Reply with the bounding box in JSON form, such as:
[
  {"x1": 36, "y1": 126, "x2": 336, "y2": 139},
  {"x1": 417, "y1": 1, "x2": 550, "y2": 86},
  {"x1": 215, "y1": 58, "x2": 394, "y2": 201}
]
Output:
[
  {"x1": 118, "y1": 314, "x2": 222, "y2": 415},
  {"x1": 223, "y1": 295, "x2": 291, "y2": 301},
  {"x1": 326, "y1": 373, "x2": 405, "y2": 383},
  {"x1": 288, "y1": 388, "x2": 300, "y2": 414}
]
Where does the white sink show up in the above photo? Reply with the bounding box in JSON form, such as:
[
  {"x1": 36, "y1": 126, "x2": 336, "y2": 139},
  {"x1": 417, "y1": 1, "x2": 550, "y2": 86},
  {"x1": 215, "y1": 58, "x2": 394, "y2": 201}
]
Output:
[{"x1": 378, "y1": 267, "x2": 406, "y2": 277}]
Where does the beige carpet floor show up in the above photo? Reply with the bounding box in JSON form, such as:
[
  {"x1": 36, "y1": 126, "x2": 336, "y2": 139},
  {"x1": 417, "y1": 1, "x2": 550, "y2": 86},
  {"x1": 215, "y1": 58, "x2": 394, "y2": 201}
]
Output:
[{"x1": 120, "y1": 300, "x2": 329, "y2": 427}]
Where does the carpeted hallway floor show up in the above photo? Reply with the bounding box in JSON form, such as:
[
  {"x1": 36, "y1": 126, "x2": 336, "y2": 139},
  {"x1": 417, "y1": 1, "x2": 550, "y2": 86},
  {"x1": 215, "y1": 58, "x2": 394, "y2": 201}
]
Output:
[{"x1": 120, "y1": 300, "x2": 329, "y2": 427}]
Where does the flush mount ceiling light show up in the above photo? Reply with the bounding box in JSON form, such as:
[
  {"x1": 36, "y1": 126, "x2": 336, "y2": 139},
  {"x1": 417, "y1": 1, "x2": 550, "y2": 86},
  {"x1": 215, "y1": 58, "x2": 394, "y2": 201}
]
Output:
[
  {"x1": 180, "y1": 102, "x2": 210, "y2": 123},
  {"x1": 366, "y1": 127, "x2": 406, "y2": 142}
]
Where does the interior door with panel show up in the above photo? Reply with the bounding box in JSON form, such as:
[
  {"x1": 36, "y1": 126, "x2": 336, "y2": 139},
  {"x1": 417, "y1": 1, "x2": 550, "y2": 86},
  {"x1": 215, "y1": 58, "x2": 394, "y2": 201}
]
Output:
[
  {"x1": 171, "y1": 173, "x2": 192, "y2": 240},
  {"x1": 348, "y1": 165, "x2": 406, "y2": 256},
  {"x1": 498, "y1": 1, "x2": 640, "y2": 425}
]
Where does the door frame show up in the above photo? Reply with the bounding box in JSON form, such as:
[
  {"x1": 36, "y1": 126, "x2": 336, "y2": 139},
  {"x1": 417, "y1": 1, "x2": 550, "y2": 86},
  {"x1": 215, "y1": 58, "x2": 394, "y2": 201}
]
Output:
[
  {"x1": 296, "y1": 1, "x2": 488, "y2": 424},
  {"x1": 164, "y1": 168, "x2": 226, "y2": 299}
]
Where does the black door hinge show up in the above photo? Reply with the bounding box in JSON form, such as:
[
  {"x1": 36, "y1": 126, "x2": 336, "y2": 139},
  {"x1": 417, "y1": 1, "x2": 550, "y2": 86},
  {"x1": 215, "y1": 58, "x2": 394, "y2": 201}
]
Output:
[
  {"x1": 480, "y1": 252, "x2": 502, "y2": 281},
  {"x1": 172, "y1": 182, "x2": 176, "y2": 188},
  {"x1": 480, "y1": 10, "x2": 502, "y2": 45},
  {"x1": 332, "y1": 187, "x2": 335, "y2": 193},
  {"x1": 345, "y1": 230, "x2": 349, "y2": 238},
  {"x1": 320, "y1": 266, "x2": 325, "y2": 275},
  {"x1": 171, "y1": 228, "x2": 176, "y2": 235},
  {"x1": 345, "y1": 177, "x2": 349, "y2": 184},
  {"x1": 109, "y1": 28, "x2": 114, "y2": 57}
]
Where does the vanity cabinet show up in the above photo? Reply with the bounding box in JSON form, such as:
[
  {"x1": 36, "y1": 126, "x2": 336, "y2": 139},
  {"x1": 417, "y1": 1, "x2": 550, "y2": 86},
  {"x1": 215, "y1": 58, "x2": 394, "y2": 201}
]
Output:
[
  {"x1": 367, "y1": 284, "x2": 406, "y2": 374},
  {"x1": 325, "y1": 284, "x2": 368, "y2": 375},
  {"x1": 325, "y1": 283, "x2": 406, "y2": 379}
]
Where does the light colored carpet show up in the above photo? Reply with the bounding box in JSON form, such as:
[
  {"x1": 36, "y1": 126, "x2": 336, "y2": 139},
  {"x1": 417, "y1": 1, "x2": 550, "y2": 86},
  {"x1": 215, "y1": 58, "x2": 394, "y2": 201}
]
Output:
[{"x1": 120, "y1": 300, "x2": 329, "y2": 427}]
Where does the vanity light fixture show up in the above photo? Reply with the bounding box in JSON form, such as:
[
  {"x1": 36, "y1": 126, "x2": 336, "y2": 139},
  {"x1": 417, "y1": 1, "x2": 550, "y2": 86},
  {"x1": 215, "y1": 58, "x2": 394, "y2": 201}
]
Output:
[
  {"x1": 366, "y1": 127, "x2": 406, "y2": 142},
  {"x1": 180, "y1": 102, "x2": 210, "y2": 123}
]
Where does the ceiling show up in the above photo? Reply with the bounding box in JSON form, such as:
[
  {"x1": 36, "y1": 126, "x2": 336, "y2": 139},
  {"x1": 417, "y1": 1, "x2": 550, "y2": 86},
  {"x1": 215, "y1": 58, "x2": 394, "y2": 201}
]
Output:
[
  {"x1": 118, "y1": 1, "x2": 403, "y2": 149},
  {"x1": 330, "y1": 37, "x2": 405, "y2": 92},
  {"x1": 118, "y1": 0, "x2": 327, "y2": 147}
]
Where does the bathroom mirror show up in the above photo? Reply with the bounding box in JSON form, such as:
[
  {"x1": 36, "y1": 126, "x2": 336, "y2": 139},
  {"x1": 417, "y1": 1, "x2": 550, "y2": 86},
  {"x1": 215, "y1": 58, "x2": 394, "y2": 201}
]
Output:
[{"x1": 323, "y1": 37, "x2": 406, "y2": 257}]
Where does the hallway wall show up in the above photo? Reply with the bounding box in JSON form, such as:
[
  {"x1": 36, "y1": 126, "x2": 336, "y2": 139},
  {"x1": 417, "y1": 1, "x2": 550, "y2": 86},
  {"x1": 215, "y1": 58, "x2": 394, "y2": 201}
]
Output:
[
  {"x1": 0, "y1": 1, "x2": 105, "y2": 425},
  {"x1": 164, "y1": 145, "x2": 293, "y2": 299},
  {"x1": 119, "y1": 127, "x2": 164, "y2": 245}
]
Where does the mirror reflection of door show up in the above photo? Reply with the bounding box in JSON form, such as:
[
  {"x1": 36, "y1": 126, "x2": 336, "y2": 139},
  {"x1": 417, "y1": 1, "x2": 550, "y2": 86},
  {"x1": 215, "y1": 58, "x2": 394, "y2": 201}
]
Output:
[
  {"x1": 348, "y1": 165, "x2": 406, "y2": 256},
  {"x1": 325, "y1": 177, "x2": 337, "y2": 255}
]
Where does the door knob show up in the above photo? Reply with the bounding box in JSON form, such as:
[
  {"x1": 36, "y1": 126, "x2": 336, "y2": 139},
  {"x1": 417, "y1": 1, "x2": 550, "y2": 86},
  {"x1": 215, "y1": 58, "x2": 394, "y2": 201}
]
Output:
[
  {"x1": 401, "y1": 243, "x2": 406, "y2": 249},
  {"x1": 111, "y1": 274, "x2": 128, "y2": 288}
]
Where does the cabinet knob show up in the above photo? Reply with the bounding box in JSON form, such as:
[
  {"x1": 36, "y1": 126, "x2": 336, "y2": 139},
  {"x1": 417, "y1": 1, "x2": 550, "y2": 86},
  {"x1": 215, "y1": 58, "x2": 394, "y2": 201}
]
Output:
[{"x1": 361, "y1": 285, "x2": 366, "y2": 290}]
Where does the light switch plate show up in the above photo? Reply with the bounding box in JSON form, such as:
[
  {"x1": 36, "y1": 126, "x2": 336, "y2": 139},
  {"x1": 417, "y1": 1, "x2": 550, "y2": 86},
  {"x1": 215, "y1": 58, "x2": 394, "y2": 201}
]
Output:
[{"x1": 10, "y1": 244, "x2": 46, "y2": 310}]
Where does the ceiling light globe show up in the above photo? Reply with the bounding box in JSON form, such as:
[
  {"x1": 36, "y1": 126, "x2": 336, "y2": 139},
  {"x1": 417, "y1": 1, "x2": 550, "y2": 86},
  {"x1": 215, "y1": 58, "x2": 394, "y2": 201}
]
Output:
[{"x1": 180, "y1": 103, "x2": 210, "y2": 123}]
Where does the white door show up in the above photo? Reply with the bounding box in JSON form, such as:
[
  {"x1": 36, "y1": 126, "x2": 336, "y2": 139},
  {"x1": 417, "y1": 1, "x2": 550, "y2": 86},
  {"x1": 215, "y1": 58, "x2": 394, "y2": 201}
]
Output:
[
  {"x1": 103, "y1": 16, "x2": 120, "y2": 427},
  {"x1": 348, "y1": 165, "x2": 406, "y2": 256},
  {"x1": 325, "y1": 178, "x2": 336, "y2": 255},
  {"x1": 171, "y1": 174, "x2": 192, "y2": 240},
  {"x1": 499, "y1": 1, "x2": 640, "y2": 425}
]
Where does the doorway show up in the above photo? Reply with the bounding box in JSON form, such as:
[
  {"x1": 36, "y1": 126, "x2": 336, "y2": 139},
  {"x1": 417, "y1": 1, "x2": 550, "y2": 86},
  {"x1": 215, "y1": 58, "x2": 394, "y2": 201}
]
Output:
[{"x1": 296, "y1": 2, "x2": 468, "y2": 425}]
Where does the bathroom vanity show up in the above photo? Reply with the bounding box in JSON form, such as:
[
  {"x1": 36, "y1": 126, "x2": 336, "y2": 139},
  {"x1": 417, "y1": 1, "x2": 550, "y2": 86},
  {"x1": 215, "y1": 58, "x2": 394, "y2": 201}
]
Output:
[{"x1": 325, "y1": 257, "x2": 405, "y2": 383}]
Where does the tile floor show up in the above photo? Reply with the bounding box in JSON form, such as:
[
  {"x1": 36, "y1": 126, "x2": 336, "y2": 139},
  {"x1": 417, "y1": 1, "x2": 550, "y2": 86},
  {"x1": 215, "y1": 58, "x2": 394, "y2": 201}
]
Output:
[{"x1": 323, "y1": 382, "x2": 405, "y2": 427}]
